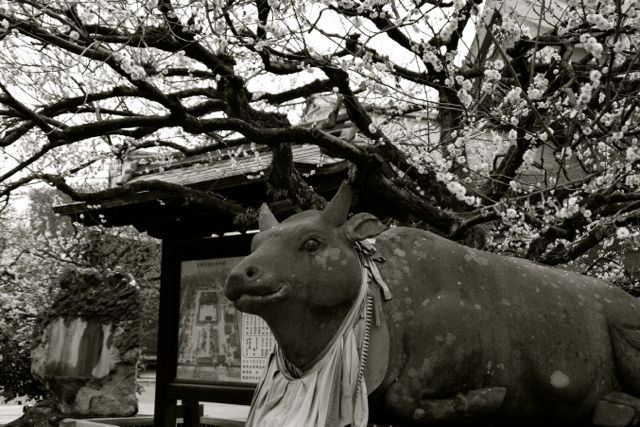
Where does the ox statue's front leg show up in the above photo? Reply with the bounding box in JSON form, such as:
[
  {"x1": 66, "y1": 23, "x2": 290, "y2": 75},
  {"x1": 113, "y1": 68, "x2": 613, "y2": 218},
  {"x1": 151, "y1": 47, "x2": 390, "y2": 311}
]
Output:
[
  {"x1": 416, "y1": 387, "x2": 507, "y2": 423},
  {"x1": 418, "y1": 387, "x2": 507, "y2": 422},
  {"x1": 380, "y1": 293, "x2": 509, "y2": 424},
  {"x1": 385, "y1": 374, "x2": 507, "y2": 424}
]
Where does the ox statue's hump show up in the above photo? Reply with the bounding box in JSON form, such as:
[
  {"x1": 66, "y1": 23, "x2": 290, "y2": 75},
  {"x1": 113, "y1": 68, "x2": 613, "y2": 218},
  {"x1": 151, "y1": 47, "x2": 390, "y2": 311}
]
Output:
[
  {"x1": 374, "y1": 226, "x2": 639, "y2": 320},
  {"x1": 370, "y1": 226, "x2": 640, "y2": 425}
]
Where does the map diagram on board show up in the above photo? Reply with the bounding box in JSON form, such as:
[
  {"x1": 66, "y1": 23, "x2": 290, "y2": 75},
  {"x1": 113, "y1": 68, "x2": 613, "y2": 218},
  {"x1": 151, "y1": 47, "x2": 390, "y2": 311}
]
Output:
[{"x1": 177, "y1": 257, "x2": 275, "y2": 384}]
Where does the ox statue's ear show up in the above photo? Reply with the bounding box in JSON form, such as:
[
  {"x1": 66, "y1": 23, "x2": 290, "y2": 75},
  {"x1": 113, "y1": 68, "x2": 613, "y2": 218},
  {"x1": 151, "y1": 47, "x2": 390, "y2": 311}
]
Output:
[
  {"x1": 322, "y1": 181, "x2": 352, "y2": 226},
  {"x1": 259, "y1": 203, "x2": 279, "y2": 231},
  {"x1": 344, "y1": 212, "x2": 387, "y2": 243}
]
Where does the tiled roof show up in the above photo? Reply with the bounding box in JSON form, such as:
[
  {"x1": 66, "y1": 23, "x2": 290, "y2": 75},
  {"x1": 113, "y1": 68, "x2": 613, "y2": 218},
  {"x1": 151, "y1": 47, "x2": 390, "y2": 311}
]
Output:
[{"x1": 122, "y1": 144, "x2": 343, "y2": 187}]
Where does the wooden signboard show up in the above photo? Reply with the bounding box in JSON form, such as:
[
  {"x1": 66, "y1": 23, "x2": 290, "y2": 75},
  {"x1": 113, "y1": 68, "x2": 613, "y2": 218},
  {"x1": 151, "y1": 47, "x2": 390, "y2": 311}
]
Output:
[{"x1": 154, "y1": 234, "x2": 273, "y2": 427}]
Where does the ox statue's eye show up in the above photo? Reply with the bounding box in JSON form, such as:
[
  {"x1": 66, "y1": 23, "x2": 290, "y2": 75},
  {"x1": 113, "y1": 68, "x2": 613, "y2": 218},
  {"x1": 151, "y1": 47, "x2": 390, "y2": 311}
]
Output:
[{"x1": 302, "y1": 238, "x2": 321, "y2": 253}]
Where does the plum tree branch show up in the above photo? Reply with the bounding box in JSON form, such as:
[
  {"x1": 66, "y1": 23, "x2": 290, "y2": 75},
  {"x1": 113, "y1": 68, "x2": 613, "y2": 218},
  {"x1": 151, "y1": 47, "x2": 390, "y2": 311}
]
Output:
[{"x1": 41, "y1": 174, "x2": 246, "y2": 217}]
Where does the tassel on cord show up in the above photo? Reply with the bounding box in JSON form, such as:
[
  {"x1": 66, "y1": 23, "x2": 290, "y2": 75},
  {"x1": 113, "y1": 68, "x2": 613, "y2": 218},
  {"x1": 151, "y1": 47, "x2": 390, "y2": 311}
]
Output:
[
  {"x1": 356, "y1": 241, "x2": 392, "y2": 301},
  {"x1": 354, "y1": 291, "x2": 374, "y2": 403},
  {"x1": 352, "y1": 240, "x2": 392, "y2": 401}
]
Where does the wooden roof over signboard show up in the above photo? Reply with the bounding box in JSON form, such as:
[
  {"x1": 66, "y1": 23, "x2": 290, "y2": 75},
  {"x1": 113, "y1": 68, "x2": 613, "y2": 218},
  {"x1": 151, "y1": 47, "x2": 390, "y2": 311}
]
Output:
[{"x1": 53, "y1": 144, "x2": 348, "y2": 239}]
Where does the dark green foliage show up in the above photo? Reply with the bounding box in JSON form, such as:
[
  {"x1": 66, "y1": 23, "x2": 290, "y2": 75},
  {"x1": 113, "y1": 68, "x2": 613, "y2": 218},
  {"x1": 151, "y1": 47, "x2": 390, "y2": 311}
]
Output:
[{"x1": 0, "y1": 270, "x2": 50, "y2": 404}]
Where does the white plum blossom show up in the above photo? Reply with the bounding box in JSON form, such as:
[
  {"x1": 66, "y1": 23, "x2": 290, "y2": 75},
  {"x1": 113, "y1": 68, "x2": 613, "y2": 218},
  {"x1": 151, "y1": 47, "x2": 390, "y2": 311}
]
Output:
[
  {"x1": 458, "y1": 89, "x2": 473, "y2": 107},
  {"x1": 440, "y1": 21, "x2": 457, "y2": 42},
  {"x1": 117, "y1": 55, "x2": 147, "y2": 80},
  {"x1": 586, "y1": 13, "x2": 614, "y2": 30},
  {"x1": 484, "y1": 69, "x2": 501, "y2": 80},
  {"x1": 528, "y1": 87, "x2": 543, "y2": 100},
  {"x1": 556, "y1": 197, "x2": 581, "y2": 219},
  {"x1": 446, "y1": 180, "x2": 467, "y2": 200},
  {"x1": 611, "y1": 131, "x2": 623, "y2": 141},
  {"x1": 505, "y1": 208, "x2": 519, "y2": 219},
  {"x1": 617, "y1": 227, "x2": 631, "y2": 238},
  {"x1": 580, "y1": 34, "x2": 604, "y2": 59},
  {"x1": 578, "y1": 83, "x2": 593, "y2": 104},
  {"x1": 499, "y1": 16, "x2": 522, "y2": 48},
  {"x1": 611, "y1": 37, "x2": 630, "y2": 53},
  {"x1": 505, "y1": 87, "x2": 522, "y2": 104},
  {"x1": 532, "y1": 74, "x2": 549, "y2": 93},
  {"x1": 626, "y1": 146, "x2": 640, "y2": 162},
  {"x1": 460, "y1": 79, "x2": 473, "y2": 91},
  {"x1": 422, "y1": 49, "x2": 443, "y2": 72}
]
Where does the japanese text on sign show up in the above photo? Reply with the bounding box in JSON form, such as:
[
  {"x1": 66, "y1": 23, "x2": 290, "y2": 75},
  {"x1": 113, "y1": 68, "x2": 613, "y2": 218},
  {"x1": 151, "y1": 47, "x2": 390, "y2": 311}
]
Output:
[{"x1": 241, "y1": 314, "x2": 275, "y2": 382}]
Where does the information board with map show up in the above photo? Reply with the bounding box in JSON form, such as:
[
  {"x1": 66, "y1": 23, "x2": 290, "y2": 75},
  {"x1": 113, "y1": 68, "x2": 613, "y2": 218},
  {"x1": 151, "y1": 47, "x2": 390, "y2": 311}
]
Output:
[{"x1": 177, "y1": 257, "x2": 275, "y2": 384}]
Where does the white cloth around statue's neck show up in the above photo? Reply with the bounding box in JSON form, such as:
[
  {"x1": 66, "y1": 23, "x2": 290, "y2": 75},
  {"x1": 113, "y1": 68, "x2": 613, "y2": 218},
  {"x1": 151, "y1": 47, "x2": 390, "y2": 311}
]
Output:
[{"x1": 245, "y1": 248, "x2": 389, "y2": 427}]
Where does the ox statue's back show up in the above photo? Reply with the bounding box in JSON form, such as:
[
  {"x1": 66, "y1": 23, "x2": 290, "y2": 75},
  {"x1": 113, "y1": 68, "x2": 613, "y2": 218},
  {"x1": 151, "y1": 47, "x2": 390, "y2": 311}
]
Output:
[{"x1": 225, "y1": 183, "x2": 640, "y2": 426}]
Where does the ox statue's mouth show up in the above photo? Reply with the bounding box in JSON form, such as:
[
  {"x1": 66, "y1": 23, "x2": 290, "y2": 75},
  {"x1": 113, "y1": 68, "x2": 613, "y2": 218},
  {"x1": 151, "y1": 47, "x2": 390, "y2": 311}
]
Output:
[{"x1": 225, "y1": 282, "x2": 288, "y2": 312}]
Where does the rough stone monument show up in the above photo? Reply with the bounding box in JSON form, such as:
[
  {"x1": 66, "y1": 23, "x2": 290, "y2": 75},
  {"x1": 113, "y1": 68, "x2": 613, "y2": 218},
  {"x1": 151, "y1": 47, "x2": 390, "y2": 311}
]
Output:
[{"x1": 30, "y1": 268, "x2": 141, "y2": 419}]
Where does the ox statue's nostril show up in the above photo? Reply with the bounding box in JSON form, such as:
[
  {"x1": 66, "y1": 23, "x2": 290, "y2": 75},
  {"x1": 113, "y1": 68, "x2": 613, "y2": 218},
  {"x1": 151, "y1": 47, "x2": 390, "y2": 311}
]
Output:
[{"x1": 246, "y1": 265, "x2": 261, "y2": 279}]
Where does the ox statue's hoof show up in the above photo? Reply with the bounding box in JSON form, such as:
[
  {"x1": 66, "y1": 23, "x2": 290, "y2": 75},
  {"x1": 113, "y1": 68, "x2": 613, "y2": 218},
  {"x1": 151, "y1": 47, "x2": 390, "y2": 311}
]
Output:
[{"x1": 593, "y1": 392, "x2": 640, "y2": 427}]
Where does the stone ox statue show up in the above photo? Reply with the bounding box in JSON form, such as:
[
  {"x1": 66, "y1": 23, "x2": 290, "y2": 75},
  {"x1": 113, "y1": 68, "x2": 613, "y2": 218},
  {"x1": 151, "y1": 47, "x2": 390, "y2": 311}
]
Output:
[{"x1": 225, "y1": 183, "x2": 640, "y2": 427}]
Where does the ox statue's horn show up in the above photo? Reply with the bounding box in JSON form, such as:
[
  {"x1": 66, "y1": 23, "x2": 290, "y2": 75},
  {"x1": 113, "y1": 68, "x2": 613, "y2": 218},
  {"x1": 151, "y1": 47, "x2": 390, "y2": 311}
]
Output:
[
  {"x1": 322, "y1": 181, "x2": 352, "y2": 226},
  {"x1": 259, "y1": 203, "x2": 279, "y2": 231}
]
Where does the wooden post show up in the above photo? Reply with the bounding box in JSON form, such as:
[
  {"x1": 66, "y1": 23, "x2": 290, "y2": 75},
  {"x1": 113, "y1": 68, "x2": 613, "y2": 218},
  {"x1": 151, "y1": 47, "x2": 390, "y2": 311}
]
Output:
[{"x1": 154, "y1": 239, "x2": 179, "y2": 427}]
